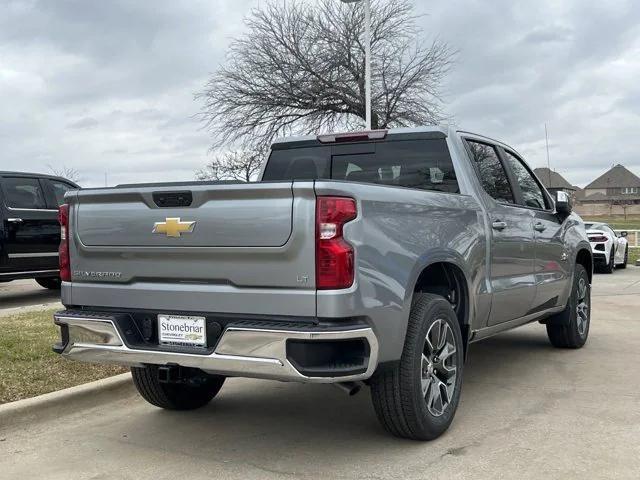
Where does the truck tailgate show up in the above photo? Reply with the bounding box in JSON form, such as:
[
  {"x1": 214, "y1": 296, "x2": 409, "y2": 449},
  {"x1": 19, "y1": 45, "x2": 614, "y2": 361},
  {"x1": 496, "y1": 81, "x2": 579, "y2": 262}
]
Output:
[
  {"x1": 66, "y1": 182, "x2": 317, "y2": 316},
  {"x1": 77, "y1": 183, "x2": 293, "y2": 247}
]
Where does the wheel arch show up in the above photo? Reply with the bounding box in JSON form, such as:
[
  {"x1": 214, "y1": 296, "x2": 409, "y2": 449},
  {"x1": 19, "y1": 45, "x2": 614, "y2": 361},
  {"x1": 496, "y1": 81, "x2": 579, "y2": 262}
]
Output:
[
  {"x1": 407, "y1": 254, "x2": 473, "y2": 359},
  {"x1": 575, "y1": 245, "x2": 593, "y2": 284}
]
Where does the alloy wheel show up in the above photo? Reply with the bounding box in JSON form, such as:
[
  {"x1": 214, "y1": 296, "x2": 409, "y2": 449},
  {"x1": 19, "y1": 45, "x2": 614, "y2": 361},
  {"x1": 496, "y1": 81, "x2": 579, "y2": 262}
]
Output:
[
  {"x1": 421, "y1": 319, "x2": 458, "y2": 417},
  {"x1": 576, "y1": 277, "x2": 589, "y2": 336}
]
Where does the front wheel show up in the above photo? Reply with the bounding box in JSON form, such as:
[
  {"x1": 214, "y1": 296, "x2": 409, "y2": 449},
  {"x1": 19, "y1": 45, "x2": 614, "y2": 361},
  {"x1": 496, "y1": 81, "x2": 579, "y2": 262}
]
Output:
[
  {"x1": 131, "y1": 365, "x2": 225, "y2": 410},
  {"x1": 618, "y1": 245, "x2": 628, "y2": 269},
  {"x1": 370, "y1": 293, "x2": 464, "y2": 440},
  {"x1": 546, "y1": 264, "x2": 591, "y2": 349}
]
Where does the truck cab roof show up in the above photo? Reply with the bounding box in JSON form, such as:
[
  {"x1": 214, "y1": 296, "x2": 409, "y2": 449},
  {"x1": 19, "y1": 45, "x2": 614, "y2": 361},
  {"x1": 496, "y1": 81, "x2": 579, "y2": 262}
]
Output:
[
  {"x1": 271, "y1": 125, "x2": 520, "y2": 155},
  {"x1": 0, "y1": 171, "x2": 80, "y2": 188}
]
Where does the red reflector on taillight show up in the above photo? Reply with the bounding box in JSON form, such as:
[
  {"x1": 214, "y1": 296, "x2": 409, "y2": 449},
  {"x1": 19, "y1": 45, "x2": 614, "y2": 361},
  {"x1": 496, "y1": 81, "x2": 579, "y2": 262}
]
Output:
[
  {"x1": 58, "y1": 204, "x2": 71, "y2": 282},
  {"x1": 316, "y1": 197, "x2": 357, "y2": 289},
  {"x1": 589, "y1": 235, "x2": 608, "y2": 243}
]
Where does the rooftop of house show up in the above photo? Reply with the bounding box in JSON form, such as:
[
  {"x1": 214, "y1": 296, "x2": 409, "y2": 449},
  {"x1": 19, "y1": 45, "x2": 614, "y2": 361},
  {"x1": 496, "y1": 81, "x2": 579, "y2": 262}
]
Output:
[
  {"x1": 533, "y1": 167, "x2": 575, "y2": 190},
  {"x1": 584, "y1": 164, "x2": 640, "y2": 190}
]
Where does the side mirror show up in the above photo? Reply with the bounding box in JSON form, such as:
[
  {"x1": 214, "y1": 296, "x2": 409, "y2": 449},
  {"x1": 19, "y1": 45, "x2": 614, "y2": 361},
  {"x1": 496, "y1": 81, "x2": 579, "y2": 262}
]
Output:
[
  {"x1": 555, "y1": 191, "x2": 572, "y2": 217},
  {"x1": 620, "y1": 231, "x2": 628, "y2": 238}
]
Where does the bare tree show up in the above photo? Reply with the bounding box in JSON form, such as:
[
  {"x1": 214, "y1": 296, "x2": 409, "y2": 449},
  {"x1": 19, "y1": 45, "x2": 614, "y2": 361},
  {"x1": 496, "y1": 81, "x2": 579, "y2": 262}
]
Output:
[
  {"x1": 48, "y1": 164, "x2": 81, "y2": 183},
  {"x1": 197, "y1": 0, "x2": 455, "y2": 149},
  {"x1": 612, "y1": 198, "x2": 634, "y2": 220},
  {"x1": 195, "y1": 149, "x2": 264, "y2": 182}
]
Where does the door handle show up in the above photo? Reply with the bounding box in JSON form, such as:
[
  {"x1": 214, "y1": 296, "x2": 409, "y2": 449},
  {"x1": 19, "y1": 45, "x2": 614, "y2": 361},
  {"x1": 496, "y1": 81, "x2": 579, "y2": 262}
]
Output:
[
  {"x1": 6, "y1": 218, "x2": 23, "y2": 224},
  {"x1": 492, "y1": 220, "x2": 507, "y2": 231},
  {"x1": 534, "y1": 222, "x2": 546, "y2": 232}
]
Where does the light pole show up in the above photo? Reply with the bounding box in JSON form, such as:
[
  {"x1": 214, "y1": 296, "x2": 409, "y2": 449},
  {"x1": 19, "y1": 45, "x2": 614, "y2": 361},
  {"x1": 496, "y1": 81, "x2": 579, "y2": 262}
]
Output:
[{"x1": 340, "y1": 0, "x2": 372, "y2": 130}]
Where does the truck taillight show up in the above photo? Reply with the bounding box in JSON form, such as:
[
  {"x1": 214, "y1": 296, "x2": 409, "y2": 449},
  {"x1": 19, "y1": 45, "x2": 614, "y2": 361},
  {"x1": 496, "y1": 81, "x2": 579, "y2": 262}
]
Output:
[
  {"x1": 316, "y1": 197, "x2": 357, "y2": 289},
  {"x1": 58, "y1": 204, "x2": 71, "y2": 282}
]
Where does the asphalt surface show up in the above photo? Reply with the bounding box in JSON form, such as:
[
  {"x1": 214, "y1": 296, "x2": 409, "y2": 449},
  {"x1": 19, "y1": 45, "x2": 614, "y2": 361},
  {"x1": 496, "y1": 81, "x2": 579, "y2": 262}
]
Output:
[
  {"x1": 0, "y1": 279, "x2": 61, "y2": 311},
  {"x1": 2, "y1": 268, "x2": 640, "y2": 479}
]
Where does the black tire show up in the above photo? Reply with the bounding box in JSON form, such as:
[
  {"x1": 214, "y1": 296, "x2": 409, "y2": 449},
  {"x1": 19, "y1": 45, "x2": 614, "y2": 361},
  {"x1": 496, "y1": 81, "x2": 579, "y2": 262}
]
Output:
[
  {"x1": 131, "y1": 365, "x2": 225, "y2": 410},
  {"x1": 618, "y1": 246, "x2": 628, "y2": 269},
  {"x1": 35, "y1": 277, "x2": 61, "y2": 290},
  {"x1": 546, "y1": 264, "x2": 591, "y2": 349},
  {"x1": 369, "y1": 293, "x2": 464, "y2": 441},
  {"x1": 602, "y1": 247, "x2": 615, "y2": 274}
]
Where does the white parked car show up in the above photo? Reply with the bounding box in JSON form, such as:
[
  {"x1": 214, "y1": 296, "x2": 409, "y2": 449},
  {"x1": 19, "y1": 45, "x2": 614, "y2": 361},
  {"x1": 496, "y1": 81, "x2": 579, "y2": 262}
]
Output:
[{"x1": 585, "y1": 223, "x2": 629, "y2": 273}]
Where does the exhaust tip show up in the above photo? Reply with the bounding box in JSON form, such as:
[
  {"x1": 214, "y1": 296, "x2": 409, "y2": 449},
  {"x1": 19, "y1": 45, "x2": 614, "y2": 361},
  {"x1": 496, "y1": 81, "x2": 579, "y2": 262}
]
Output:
[{"x1": 334, "y1": 381, "x2": 363, "y2": 396}]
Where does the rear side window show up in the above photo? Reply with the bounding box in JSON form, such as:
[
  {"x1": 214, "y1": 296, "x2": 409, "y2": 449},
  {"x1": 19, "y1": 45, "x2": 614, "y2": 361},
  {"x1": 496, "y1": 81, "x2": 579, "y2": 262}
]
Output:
[
  {"x1": 263, "y1": 139, "x2": 459, "y2": 193},
  {"x1": 1, "y1": 177, "x2": 47, "y2": 209},
  {"x1": 466, "y1": 141, "x2": 515, "y2": 204}
]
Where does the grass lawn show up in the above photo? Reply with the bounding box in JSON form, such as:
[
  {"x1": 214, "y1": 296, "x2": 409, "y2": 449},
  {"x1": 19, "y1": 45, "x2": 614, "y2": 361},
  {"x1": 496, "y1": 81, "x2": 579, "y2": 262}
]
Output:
[
  {"x1": 0, "y1": 308, "x2": 126, "y2": 404},
  {"x1": 582, "y1": 215, "x2": 640, "y2": 230}
]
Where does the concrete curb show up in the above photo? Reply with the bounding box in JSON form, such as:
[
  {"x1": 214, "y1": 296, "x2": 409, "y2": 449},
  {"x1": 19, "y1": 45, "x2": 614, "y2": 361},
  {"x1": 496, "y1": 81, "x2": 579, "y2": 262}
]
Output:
[{"x1": 0, "y1": 373, "x2": 134, "y2": 430}]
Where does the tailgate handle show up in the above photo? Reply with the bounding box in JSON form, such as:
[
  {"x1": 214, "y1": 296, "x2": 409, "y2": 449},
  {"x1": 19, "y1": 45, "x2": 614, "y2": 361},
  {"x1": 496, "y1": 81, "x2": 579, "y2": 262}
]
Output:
[{"x1": 153, "y1": 191, "x2": 193, "y2": 208}]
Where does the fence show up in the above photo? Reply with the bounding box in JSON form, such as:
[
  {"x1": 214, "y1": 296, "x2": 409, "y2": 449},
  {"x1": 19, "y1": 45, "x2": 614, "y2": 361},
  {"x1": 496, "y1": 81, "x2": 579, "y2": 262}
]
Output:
[
  {"x1": 575, "y1": 203, "x2": 640, "y2": 217},
  {"x1": 625, "y1": 230, "x2": 640, "y2": 248}
]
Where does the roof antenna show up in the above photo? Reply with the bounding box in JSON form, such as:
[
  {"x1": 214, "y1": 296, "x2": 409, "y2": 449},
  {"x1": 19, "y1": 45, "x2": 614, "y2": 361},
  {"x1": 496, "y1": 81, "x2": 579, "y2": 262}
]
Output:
[{"x1": 545, "y1": 123, "x2": 551, "y2": 187}]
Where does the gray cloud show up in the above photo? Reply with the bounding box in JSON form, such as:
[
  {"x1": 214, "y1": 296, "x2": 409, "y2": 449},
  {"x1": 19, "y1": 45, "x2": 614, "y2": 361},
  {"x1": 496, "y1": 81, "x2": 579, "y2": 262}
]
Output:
[
  {"x1": 416, "y1": 0, "x2": 640, "y2": 186},
  {"x1": 1, "y1": 0, "x2": 639, "y2": 187},
  {"x1": 67, "y1": 117, "x2": 99, "y2": 129}
]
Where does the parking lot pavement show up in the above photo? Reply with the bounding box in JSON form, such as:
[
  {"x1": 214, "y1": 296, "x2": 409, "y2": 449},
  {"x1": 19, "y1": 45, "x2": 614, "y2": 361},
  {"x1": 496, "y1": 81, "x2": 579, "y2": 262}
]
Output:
[
  {"x1": 591, "y1": 264, "x2": 640, "y2": 297},
  {"x1": 0, "y1": 279, "x2": 61, "y2": 312},
  {"x1": 2, "y1": 269, "x2": 639, "y2": 480}
]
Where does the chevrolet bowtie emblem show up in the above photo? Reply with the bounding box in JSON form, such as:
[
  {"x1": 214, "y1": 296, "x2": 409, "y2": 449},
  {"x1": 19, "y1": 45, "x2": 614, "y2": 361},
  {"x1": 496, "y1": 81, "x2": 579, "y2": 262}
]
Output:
[{"x1": 152, "y1": 218, "x2": 196, "y2": 237}]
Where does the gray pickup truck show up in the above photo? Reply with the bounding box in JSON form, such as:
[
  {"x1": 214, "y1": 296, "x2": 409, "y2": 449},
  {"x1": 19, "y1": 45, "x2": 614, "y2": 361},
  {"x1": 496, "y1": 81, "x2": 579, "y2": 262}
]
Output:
[{"x1": 53, "y1": 126, "x2": 592, "y2": 440}]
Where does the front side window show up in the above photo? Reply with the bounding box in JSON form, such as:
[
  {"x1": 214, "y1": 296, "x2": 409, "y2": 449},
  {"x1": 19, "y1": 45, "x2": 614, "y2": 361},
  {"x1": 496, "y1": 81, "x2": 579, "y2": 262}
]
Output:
[
  {"x1": 2, "y1": 177, "x2": 47, "y2": 209},
  {"x1": 466, "y1": 140, "x2": 515, "y2": 204},
  {"x1": 502, "y1": 150, "x2": 548, "y2": 210}
]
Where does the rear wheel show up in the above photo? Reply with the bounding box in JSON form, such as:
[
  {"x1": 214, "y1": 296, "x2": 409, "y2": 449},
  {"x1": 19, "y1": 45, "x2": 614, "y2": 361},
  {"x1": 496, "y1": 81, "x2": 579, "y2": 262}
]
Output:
[
  {"x1": 35, "y1": 277, "x2": 61, "y2": 290},
  {"x1": 370, "y1": 293, "x2": 464, "y2": 440},
  {"x1": 546, "y1": 264, "x2": 591, "y2": 349},
  {"x1": 131, "y1": 365, "x2": 225, "y2": 410}
]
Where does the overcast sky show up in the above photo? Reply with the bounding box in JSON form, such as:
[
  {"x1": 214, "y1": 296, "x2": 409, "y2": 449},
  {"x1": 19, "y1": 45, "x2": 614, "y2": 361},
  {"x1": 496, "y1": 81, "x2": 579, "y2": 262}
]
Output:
[{"x1": 1, "y1": 0, "x2": 639, "y2": 187}]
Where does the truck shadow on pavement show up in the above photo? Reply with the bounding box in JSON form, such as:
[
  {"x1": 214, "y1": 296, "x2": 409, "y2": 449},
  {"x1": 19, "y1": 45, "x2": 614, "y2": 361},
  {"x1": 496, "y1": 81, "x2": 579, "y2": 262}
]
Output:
[
  {"x1": 117, "y1": 325, "x2": 567, "y2": 462},
  {"x1": 0, "y1": 281, "x2": 60, "y2": 311}
]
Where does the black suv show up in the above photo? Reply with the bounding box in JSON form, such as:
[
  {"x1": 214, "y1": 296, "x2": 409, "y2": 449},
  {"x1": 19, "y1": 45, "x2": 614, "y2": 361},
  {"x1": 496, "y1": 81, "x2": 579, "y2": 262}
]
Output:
[{"x1": 0, "y1": 172, "x2": 79, "y2": 289}]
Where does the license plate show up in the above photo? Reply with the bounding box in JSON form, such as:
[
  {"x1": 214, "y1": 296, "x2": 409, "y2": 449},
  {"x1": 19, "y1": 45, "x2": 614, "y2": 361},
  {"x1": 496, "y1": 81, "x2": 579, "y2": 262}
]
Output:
[{"x1": 158, "y1": 315, "x2": 206, "y2": 347}]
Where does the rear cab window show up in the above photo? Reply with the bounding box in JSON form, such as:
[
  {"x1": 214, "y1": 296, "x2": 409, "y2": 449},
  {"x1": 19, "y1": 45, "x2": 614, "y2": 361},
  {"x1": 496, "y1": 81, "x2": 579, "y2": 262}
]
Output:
[{"x1": 262, "y1": 138, "x2": 459, "y2": 194}]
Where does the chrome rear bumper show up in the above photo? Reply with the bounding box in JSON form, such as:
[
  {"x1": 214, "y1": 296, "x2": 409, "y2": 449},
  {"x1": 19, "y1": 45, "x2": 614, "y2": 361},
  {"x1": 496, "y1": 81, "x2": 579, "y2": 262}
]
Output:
[{"x1": 53, "y1": 312, "x2": 379, "y2": 383}]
